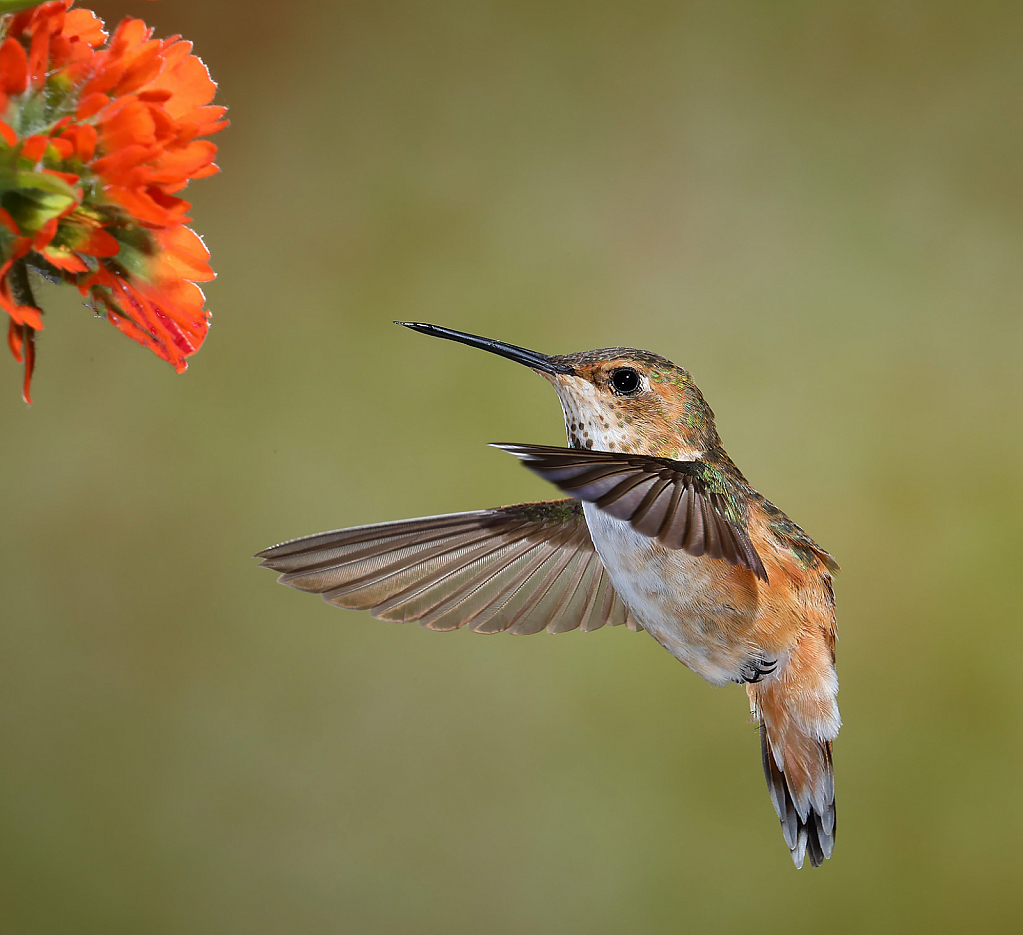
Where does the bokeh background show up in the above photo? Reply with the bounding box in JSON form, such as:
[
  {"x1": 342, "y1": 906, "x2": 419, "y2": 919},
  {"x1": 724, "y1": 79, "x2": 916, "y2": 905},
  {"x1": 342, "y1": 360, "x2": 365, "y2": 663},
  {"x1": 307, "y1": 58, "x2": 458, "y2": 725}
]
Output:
[{"x1": 2, "y1": 0, "x2": 1022, "y2": 931}]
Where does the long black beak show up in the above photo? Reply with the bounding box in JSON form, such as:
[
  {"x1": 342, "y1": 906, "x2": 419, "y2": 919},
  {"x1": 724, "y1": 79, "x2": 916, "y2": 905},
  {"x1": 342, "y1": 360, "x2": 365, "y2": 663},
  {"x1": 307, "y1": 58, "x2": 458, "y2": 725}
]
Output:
[{"x1": 395, "y1": 322, "x2": 576, "y2": 375}]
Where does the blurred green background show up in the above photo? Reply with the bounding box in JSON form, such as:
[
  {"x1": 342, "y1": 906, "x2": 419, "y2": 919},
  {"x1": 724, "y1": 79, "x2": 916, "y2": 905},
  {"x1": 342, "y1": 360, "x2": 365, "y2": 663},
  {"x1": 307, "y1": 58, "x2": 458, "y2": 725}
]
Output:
[{"x1": 2, "y1": 0, "x2": 1022, "y2": 931}]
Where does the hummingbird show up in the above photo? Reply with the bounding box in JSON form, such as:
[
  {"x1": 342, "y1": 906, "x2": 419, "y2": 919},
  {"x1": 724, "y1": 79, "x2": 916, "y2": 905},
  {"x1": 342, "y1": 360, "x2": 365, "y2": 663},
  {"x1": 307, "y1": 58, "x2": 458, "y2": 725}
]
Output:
[{"x1": 257, "y1": 322, "x2": 840, "y2": 869}]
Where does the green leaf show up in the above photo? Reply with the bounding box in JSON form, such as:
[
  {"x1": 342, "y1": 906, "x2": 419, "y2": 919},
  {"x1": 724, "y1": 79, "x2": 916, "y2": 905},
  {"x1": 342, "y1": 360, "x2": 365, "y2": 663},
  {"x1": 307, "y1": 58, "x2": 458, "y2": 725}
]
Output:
[
  {"x1": 0, "y1": 169, "x2": 80, "y2": 201},
  {"x1": 0, "y1": 1, "x2": 49, "y2": 15},
  {"x1": 0, "y1": 169, "x2": 80, "y2": 231}
]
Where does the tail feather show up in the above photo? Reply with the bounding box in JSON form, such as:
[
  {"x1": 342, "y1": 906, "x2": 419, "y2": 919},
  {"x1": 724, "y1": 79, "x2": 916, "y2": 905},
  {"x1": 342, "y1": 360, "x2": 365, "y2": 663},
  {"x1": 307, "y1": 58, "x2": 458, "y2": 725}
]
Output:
[
  {"x1": 749, "y1": 628, "x2": 839, "y2": 869},
  {"x1": 759, "y1": 724, "x2": 835, "y2": 869}
]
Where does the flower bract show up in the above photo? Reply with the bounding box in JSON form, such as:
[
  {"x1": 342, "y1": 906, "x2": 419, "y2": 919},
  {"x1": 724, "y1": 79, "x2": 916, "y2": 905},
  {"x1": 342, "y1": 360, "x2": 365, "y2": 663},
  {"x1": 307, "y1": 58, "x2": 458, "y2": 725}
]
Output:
[{"x1": 0, "y1": 1, "x2": 226, "y2": 402}]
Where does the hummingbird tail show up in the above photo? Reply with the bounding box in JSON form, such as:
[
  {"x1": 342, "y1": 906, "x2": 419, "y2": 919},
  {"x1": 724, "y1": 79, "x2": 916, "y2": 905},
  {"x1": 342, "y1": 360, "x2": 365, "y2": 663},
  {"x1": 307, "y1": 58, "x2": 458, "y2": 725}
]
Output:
[
  {"x1": 758, "y1": 721, "x2": 835, "y2": 869},
  {"x1": 749, "y1": 644, "x2": 839, "y2": 869}
]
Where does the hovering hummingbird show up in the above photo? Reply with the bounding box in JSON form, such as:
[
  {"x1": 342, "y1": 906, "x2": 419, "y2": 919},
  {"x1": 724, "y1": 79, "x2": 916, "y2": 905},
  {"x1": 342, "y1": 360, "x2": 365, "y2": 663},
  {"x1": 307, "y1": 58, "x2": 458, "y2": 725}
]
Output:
[{"x1": 257, "y1": 322, "x2": 840, "y2": 869}]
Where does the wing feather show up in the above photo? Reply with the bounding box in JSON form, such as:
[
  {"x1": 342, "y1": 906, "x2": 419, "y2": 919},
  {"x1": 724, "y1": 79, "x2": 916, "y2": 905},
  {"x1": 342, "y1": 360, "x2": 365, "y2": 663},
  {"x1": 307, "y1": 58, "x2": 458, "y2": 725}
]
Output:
[
  {"x1": 493, "y1": 444, "x2": 768, "y2": 582},
  {"x1": 257, "y1": 500, "x2": 640, "y2": 634}
]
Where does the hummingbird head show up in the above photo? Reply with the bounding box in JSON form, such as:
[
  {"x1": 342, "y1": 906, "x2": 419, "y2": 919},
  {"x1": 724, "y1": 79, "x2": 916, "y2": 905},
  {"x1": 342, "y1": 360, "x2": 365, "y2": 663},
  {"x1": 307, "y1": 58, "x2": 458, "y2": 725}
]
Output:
[{"x1": 397, "y1": 323, "x2": 721, "y2": 459}]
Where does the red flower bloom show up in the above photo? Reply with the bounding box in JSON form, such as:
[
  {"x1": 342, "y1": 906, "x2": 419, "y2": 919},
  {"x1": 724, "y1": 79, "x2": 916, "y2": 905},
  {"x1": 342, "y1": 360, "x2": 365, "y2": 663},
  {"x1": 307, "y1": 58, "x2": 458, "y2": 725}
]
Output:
[{"x1": 0, "y1": 1, "x2": 226, "y2": 402}]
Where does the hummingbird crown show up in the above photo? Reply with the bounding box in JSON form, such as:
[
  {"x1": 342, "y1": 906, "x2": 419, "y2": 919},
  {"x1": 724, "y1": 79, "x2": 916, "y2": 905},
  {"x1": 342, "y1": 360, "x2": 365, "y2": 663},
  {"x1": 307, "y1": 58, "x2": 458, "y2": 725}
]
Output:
[{"x1": 546, "y1": 348, "x2": 722, "y2": 460}]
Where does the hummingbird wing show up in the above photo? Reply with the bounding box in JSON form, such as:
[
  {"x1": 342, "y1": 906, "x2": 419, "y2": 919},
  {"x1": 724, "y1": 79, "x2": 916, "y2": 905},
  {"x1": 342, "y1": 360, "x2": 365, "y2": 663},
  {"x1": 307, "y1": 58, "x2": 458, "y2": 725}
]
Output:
[
  {"x1": 493, "y1": 444, "x2": 768, "y2": 581},
  {"x1": 256, "y1": 499, "x2": 640, "y2": 635}
]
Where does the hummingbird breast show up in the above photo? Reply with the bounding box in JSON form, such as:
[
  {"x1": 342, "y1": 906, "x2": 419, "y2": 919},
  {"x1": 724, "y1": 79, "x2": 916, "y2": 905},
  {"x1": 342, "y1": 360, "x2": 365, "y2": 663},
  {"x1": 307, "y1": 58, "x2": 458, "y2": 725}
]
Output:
[{"x1": 582, "y1": 502, "x2": 765, "y2": 686}]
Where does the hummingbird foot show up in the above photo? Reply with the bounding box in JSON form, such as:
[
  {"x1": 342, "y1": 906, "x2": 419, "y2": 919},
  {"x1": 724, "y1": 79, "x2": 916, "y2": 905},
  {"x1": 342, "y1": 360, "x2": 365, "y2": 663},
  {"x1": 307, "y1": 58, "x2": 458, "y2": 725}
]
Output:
[{"x1": 736, "y1": 655, "x2": 779, "y2": 684}]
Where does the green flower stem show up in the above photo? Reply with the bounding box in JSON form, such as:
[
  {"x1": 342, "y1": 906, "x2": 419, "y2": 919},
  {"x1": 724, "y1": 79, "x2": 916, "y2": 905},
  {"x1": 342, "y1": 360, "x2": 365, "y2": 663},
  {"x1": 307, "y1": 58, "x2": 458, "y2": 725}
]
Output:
[{"x1": 7, "y1": 256, "x2": 37, "y2": 311}]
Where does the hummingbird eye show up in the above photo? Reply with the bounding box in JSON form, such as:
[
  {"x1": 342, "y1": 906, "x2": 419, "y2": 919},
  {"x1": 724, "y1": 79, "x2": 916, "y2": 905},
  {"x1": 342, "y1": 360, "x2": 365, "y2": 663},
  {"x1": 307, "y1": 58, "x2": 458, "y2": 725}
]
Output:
[{"x1": 609, "y1": 367, "x2": 642, "y2": 395}]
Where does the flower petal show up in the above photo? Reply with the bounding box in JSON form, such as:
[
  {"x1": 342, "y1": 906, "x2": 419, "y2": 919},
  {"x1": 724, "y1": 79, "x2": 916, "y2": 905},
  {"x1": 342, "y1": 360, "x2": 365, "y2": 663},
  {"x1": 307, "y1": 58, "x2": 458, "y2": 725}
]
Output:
[
  {"x1": 77, "y1": 226, "x2": 120, "y2": 257},
  {"x1": 64, "y1": 8, "x2": 108, "y2": 47},
  {"x1": 20, "y1": 134, "x2": 49, "y2": 164},
  {"x1": 0, "y1": 37, "x2": 29, "y2": 96},
  {"x1": 148, "y1": 48, "x2": 218, "y2": 116},
  {"x1": 99, "y1": 97, "x2": 157, "y2": 152},
  {"x1": 148, "y1": 140, "x2": 217, "y2": 185},
  {"x1": 41, "y1": 248, "x2": 90, "y2": 272},
  {"x1": 76, "y1": 91, "x2": 110, "y2": 120},
  {"x1": 28, "y1": 21, "x2": 51, "y2": 91}
]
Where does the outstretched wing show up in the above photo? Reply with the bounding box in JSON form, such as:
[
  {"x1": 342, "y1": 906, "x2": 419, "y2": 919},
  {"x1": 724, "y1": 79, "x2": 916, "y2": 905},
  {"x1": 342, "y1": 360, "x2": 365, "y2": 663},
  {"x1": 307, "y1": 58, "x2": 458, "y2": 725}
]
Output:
[
  {"x1": 494, "y1": 444, "x2": 768, "y2": 581},
  {"x1": 256, "y1": 500, "x2": 639, "y2": 635}
]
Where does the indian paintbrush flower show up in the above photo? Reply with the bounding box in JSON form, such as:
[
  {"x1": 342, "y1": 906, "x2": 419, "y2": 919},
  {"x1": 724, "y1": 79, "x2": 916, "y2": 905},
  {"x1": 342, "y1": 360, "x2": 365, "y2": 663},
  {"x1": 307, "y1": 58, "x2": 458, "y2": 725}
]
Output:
[{"x1": 0, "y1": 0, "x2": 226, "y2": 402}]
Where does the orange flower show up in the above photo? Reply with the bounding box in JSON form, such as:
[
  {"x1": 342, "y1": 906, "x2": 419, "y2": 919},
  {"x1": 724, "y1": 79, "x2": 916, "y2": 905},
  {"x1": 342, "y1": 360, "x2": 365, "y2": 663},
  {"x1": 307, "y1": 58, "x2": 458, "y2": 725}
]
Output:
[{"x1": 0, "y1": 1, "x2": 226, "y2": 402}]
